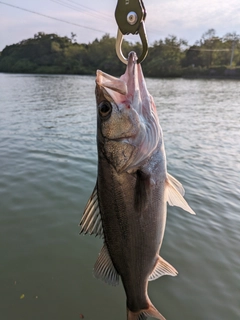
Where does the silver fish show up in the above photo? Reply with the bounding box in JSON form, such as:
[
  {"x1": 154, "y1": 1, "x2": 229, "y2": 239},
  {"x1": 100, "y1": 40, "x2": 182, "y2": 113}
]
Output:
[{"x1": 80, "y1": 51, "x2": 195, "y2": 320}]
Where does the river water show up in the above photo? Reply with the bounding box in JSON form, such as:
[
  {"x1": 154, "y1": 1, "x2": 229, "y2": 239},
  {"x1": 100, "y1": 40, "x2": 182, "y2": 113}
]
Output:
[{"x1": 0, "y1": 73, "x2": 239, "y2": 320}]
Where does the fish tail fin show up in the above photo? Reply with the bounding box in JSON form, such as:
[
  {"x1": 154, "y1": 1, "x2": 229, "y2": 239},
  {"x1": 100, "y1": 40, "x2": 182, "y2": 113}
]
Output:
[{"x1": 127, "y1": 302, "x2": 166, "y2": 320}]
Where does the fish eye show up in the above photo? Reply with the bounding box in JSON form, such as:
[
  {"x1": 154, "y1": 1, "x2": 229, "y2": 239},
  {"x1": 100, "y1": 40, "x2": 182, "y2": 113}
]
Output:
[{"x1": 98, "y1": 101, "x2": 112, "y2": 119}]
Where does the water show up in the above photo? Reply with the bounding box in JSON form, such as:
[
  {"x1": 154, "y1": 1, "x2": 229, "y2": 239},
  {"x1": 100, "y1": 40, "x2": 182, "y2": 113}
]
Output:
[{"x1": 0, "y1": 73, "x2": 239, "y2": 320}]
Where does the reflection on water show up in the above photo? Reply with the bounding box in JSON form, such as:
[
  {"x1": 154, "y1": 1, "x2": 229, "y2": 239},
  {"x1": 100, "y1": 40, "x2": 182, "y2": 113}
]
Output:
[{"x1": 0, "y1": 73, "x2": 239, "y2": 320}]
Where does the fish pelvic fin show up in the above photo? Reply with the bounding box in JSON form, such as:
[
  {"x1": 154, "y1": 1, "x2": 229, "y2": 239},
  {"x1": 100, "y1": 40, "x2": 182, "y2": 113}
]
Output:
[
  {"x1": 166, "y1": 174, "x2": 196, "y2": 215},
  {"x1": 149, "y1": 256, "x2": 178, "y2": 281},
  {"x1": 127, "y1": 303, "x2": 166, "y2": 320}
]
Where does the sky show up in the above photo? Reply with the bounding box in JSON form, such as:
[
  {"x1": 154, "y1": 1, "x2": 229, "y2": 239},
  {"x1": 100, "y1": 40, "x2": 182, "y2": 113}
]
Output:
[{"x1": 0, "y1": 0, "x2": 240, "y2": 51}]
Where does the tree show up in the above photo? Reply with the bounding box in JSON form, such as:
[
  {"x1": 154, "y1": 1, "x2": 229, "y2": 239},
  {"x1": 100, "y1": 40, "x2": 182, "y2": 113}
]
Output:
[
  {"x1": 71, "y1": 32, "x2": 77, "y2": 43},
  {"x1": 224, "y1": 32, "x2": 240, "y2": 66},
  {"x1": 181, "y1": 45, "x2": 203, "y2": 67},
  {"x1": 144, "y1": 36, "x2": 186, "y2": 77},
  {"x1": 200, "y1": 29, "x2": 217, "y2": 67},
  {"x1": 1, "y1": 31, "x2": 240, "y2": 77}
]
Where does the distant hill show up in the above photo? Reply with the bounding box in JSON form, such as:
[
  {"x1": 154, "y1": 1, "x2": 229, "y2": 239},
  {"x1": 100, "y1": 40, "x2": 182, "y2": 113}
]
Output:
[
  {"x1": 0, "y1": 30, "x2": 240, "y2": 78},
  {"x1": 0, "y1": 32, "x2": 126, "y2": 75}
]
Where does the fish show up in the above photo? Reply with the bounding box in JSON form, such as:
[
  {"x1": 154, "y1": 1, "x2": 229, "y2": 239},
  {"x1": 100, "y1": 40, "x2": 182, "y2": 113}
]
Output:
[{"x1": 79, "y1": 51, "x2": 195, "y2": 320}]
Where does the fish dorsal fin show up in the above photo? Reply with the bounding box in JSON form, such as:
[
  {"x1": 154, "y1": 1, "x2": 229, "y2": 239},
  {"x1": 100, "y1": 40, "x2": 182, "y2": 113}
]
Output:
[
  {"x1": 166, "y1": 175, "x2": 196, "y2": 215},
  {"x1": 94, "y1": 244, "x2": 119, "y2": 286},
  {"x1": 149, "y1": 256, "x2": 178, "y2": 281},
  {"x1": 79, "y1": 183, "x2": 103, "y2": 238}
]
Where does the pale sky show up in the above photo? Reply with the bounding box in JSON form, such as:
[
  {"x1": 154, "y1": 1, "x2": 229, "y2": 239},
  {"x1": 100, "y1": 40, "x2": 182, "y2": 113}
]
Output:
[{"x1": 0, "y1": 0, "x2": 240, "y2": 51}]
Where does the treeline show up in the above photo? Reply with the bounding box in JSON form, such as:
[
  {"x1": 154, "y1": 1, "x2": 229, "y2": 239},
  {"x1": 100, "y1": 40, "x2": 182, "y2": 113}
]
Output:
[{"x1": 0, "y1": 29, "x2": 240, "y2": 78}]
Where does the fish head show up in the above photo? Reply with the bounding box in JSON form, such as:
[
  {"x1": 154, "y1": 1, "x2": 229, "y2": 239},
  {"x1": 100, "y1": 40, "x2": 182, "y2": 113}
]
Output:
[{"x1": 95, "y1": 51, "x2": 162, "y2": 173}]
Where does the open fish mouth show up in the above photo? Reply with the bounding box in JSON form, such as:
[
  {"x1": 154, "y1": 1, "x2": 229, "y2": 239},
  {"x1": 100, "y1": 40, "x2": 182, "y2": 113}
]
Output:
[
  {"x1": 96, "y1": 51, "x2": 151, "y2": 116},
  {"x1": 96, "y1": 51, "x2": 138, "y2": 98}
]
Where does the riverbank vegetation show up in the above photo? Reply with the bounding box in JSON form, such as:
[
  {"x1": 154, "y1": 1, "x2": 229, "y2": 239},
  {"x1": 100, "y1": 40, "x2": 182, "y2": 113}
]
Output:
[{"x1": 0, "y1": 29, "x2": 240, "y2": 78}]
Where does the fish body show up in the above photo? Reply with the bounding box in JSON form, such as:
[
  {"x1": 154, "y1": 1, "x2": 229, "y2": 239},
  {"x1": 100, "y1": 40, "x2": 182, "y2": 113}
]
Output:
[{"x1": 80, "y1": 52, "x2": 195, "y2": 320}]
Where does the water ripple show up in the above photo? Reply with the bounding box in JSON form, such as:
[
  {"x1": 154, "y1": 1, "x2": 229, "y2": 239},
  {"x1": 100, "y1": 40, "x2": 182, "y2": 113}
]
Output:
[{"x1": 0, "y1": 74, "x2": 239, "y2": 320}]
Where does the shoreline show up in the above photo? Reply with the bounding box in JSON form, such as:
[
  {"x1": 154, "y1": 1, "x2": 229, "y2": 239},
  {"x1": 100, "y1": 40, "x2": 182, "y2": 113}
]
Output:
[{"x1": 1, "y1": 70, "x2": 240, "y2": 80}]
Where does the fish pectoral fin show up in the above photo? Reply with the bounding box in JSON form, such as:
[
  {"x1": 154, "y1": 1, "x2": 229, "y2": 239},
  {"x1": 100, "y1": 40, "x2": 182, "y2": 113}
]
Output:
[
  {"x1": 166, "y1": 176, "x2": 196, "y2": 215},
  {"x1": 167, "y1": 173, "x2": 185, "y2": 195},
  {"x1": 79, "y1": 182, "x2": 103, "y2": 238},
  {"x1": 94, "y1": 244, "x2": 119, "y2": 286},
  {"x1": 149, "y1": 256, "x2": 178, "y2": 281}
]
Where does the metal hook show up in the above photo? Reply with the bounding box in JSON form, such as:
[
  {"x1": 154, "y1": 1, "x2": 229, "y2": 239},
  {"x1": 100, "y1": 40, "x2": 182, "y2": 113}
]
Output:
[
  {"x1": 115, "y1": 0, "x2": 148, "y2": 64},
  {"x1": 116, "y1": 22, "x2": 148, "y2": 64}
]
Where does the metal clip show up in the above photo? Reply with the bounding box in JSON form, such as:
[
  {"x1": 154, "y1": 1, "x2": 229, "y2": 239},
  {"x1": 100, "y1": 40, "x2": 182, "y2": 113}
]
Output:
[{"x1": 115, "y1": 0, "x2": 148, "y2": 64}]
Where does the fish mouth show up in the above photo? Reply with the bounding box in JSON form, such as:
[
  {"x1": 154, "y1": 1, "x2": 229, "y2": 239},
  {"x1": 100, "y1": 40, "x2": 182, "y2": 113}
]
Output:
[
  {"x1": 95, "y1": 51, "x2": 142, "y2": 107},
  {"x1": 126, "y1": 51, "x2": 138, "y2": 74},
  {"x1": 122, "y1": 51, "x2": 153, "y2": 116}
]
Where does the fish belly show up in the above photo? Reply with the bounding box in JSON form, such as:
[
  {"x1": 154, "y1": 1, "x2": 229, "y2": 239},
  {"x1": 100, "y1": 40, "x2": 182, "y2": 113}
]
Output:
[{"x1": 97, "y1": 152, "x2": 166, "y2": 311}]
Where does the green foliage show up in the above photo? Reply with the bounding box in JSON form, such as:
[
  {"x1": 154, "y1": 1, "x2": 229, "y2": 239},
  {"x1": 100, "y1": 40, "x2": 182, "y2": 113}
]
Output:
[
  {"x1": 143, "y1": 36, "x2": 185, "y2": 77},
  {"x1": 182, "y1": 29, "x2": 240, "y2": 71},
  {"x1": 0, "y1": 30, "x2": 240, "y2": 78}
]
